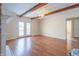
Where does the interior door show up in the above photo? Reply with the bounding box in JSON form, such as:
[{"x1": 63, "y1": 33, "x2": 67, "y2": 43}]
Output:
[
  {"x1": 67, "y1": 20, "x2": 72, "y2": 40},
  {"x1": 67, "y1": 19, "x2": 72, "y2": 52}
]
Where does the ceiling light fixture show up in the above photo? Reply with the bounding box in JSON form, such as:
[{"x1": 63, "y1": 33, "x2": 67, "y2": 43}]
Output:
[{"x1": 39, "y1": 14, "x2": 44, "y2": 17}]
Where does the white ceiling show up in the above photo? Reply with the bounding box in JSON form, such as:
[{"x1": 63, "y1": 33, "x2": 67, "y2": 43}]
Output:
[
  {"x1": 23, "y1": 3, "x2": 76, "y2": 17},
  {"x1": 2, "y1": 3, "x2": 38, "y2": 15},
  {"x1": 2, "y1": 3, "x2": 76, "y2": 18}
]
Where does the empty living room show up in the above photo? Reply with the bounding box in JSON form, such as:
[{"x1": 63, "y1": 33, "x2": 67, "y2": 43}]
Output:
[{"x1": 0, "y1": 3, "x2": 79, "y2": 56}]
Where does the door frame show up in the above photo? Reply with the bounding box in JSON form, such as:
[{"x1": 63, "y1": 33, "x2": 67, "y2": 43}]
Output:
[{"x1": 66, "y1": 17, "x2": 79, "y2": 54}]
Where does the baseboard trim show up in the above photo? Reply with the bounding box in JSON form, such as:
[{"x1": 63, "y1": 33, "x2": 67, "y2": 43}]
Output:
[
  {"x1": 41, "y1": 35, "x2": 66, "y2": 40},
  {"x1": 7, "y1": 35, "x2": 66, "y2": 42},
  {"x1": 73, "y1": 37, "x2": 79, "y2": 39},
  {"x1": 7, "y1": 35, "x2": 41, "y2": 40}
]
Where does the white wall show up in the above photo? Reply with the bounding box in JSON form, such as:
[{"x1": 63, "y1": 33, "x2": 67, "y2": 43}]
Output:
[
  {"x1": 31, "y1": 19, "x2": 40, "y2": 36},
  {"x1": 73, "y1": 18, "x2": 79, "y2": 37},
  {"x1": 40, "y1": 14, "x2": 66, "y2": 39},
  {"x1": 6, "y1": 16, "x2": 31, "y2": 40},
  {"x1": 67, "y1": 20, "x2": 72, "y2": 34},
  {"x1": 5, "y1": 8, "x2": 79, "y2": 40},
  {"x1": 40, "y1": 8, "x2": 79, "y2": 40},
  {"x1": 6, "y1": 17, "x2": 41, "y2": 40}
]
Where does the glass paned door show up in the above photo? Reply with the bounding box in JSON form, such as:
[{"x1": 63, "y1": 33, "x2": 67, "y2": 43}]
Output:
[
  {"x1": 18, "y1": 21, "x2": 24, "y2": 36},
  {"x1": 26, "y1": 23, "x2": 31, "y2": 35}
]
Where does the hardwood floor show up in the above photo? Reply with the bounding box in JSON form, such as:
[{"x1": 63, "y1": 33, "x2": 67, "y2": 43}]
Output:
[
  {"x1": 6, "y1": 35, "x2": 67, "y2": 56},
  {"x1": 71, "y1": 37, "x2": 79, "y2": 49},
  {"x1": 67, "y1": 33, "x2": 79, "y2": 53}
]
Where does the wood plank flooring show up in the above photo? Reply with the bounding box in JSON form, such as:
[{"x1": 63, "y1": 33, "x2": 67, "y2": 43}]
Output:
[{"x1": 6, "y1": 35, "x2": 67, "y2": 56}]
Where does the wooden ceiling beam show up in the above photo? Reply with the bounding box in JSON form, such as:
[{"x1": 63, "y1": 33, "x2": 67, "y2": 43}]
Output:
[
  {"x1": 31, "y1": 16, "x2": 40, "y2": 19},
  {"x1": 19, "y1": 3, "x2": 48, "y2": 17}
]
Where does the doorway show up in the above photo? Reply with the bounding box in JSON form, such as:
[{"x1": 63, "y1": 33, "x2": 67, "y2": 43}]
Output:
[
  {"x1": 66, "y1": 19, "x2": 72, "y2": 52},
  {"x1": 67, "y1": 19, "x2": 72, "y2": 40},
  {"x1": 66, "y1": 17, "x2": 79, "y2": 54}
]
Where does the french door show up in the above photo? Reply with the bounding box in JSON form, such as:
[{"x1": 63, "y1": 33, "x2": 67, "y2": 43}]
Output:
[
  {"x1": 26, "y1": 23, "x2": 31, "y2": 35},
  {"x1": 18, "y1": 21, "x2": 31, "y2": 37}
]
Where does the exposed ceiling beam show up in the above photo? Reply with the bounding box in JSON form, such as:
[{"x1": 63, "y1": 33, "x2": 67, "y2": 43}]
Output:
[
  {"x1": 19, "y1": 3, "x2": 48, "y2": 17},
  {"x1": 31, "y1": 3, "x2": 79, "y2": 19},
  {"x1": 31, "y1": 16, "x2": 40, "y2": 19}
]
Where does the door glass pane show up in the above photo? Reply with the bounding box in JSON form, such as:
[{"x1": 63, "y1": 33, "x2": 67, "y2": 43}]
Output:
[
  {"x1": 26, "y1": 23, "x2": 31, "y2": 35},
  {"x1": 18, "y1": 21, "x2": 24, "y2": 36}
]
